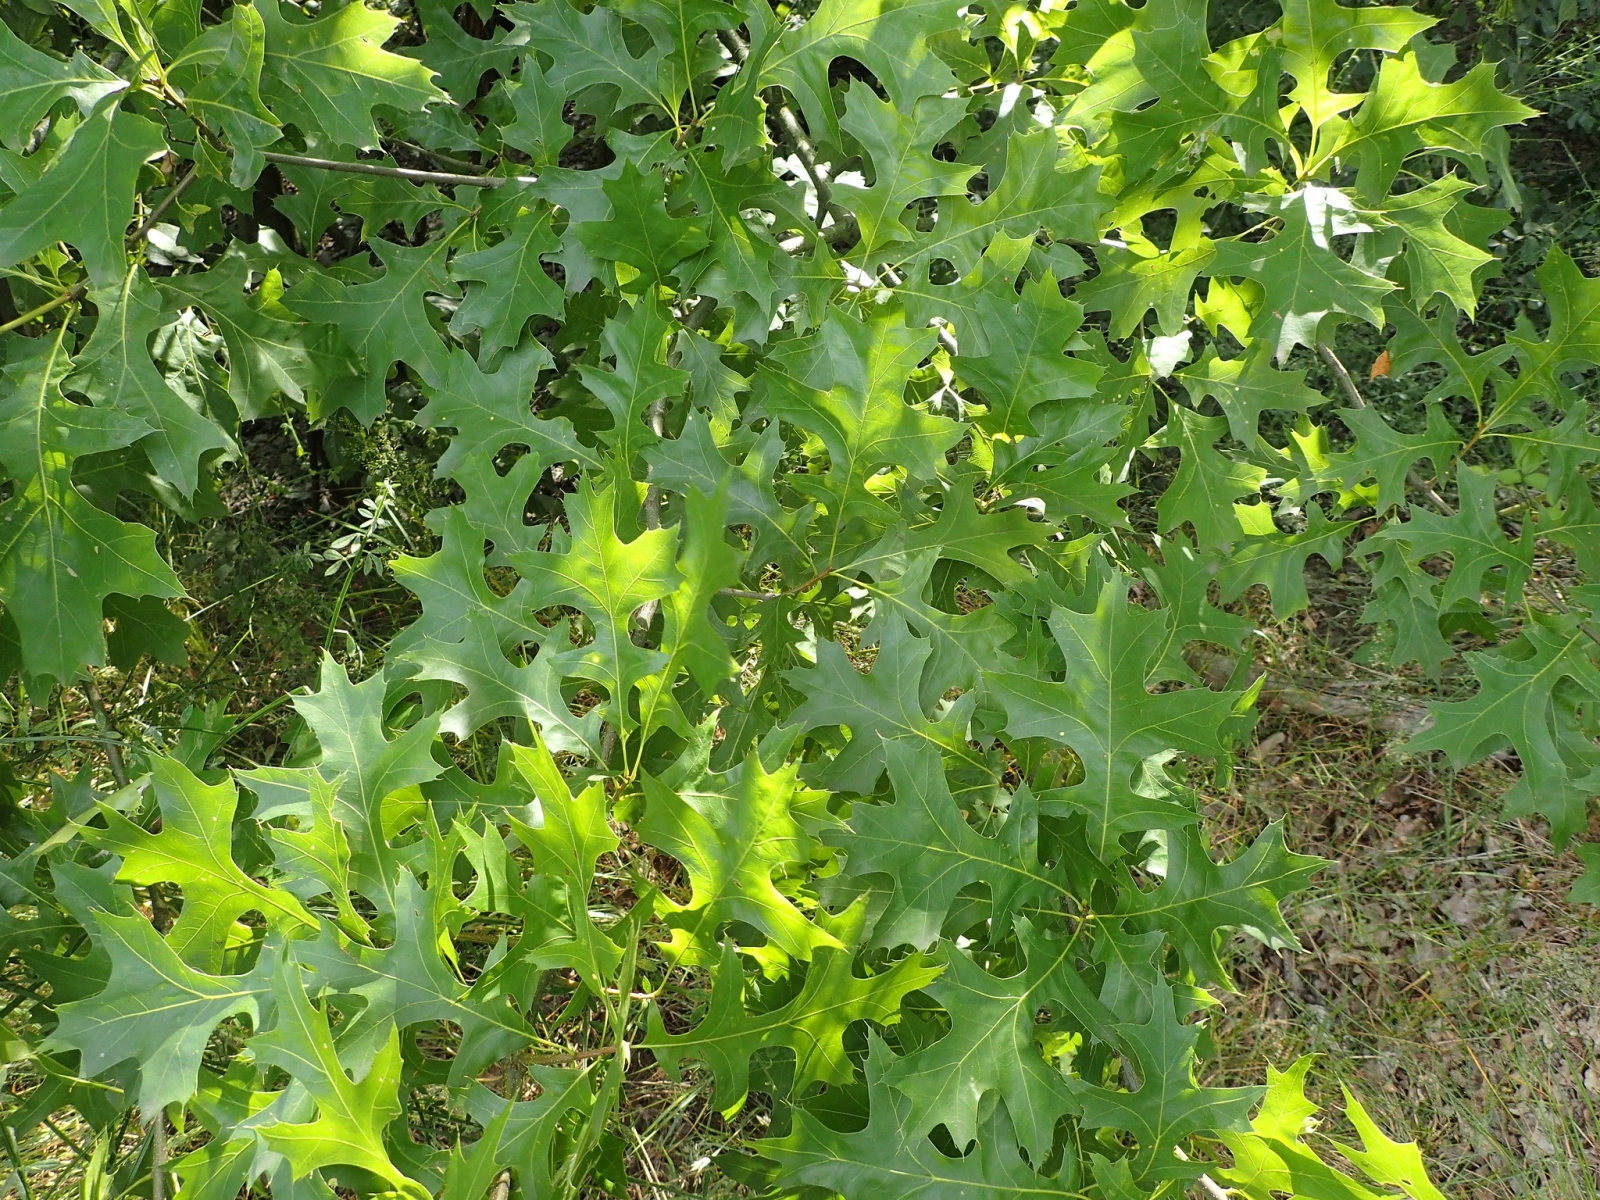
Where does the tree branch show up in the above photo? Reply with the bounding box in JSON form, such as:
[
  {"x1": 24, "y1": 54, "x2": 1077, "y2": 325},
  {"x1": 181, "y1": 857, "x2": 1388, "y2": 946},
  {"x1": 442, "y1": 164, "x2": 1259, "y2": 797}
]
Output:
[{"x1": 715, "y1": 28, "x2": 838, "y2": 231}]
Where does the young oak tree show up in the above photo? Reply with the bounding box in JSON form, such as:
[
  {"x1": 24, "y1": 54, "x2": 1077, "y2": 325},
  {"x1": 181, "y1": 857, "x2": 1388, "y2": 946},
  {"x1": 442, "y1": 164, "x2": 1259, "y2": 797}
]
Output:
[{"x1": 0, "y1": 0, "x2": 1584, "y2": 1193}]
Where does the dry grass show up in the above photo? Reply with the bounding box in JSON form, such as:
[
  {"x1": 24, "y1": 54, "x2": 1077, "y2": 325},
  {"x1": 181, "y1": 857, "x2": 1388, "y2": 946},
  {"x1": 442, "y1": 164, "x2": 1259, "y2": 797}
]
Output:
[{"x1": 1202, "y1": 575, "x2": 1600, "y2": 1200}]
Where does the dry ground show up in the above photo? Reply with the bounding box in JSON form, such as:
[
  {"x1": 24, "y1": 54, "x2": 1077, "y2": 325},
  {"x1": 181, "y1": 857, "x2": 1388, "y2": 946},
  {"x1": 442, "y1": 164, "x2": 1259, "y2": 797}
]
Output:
[{"x1": 1203, "y1": 586, "x2": 1600, "y2": 1199}]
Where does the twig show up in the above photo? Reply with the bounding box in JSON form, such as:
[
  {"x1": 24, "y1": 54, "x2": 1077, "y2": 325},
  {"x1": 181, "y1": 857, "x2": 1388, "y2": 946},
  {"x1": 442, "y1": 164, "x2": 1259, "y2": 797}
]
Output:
[
  {"x1": 525, "y1": 1044, "x2": 617, "y2": 1067},
  {"x1": 83, "y1": 680, "x2": 129, "y2": 789},
  {"x1": 715, "y1": 29, "x2": 836, "y2": 230},
  {"x1": 0, "y1": 285, "x2": 86, "y2": 335},
  {"x1": 1170, "y1": 1145, "x2": 1230, "y2": 1200},
  {"x1": 1413, "y1": 477, "x2": 1455, "y2": 515},
  {"x1": 261, "y1": 151, "x2": 535, "y2": 190},
  {"x1": 0, "y1": 162, "x2": 201, "y2": 336},
  {"x1": 1316, "y1": 341, "x2": 1365, "y2": 410},
  {"x1": 386, "y1": 139, "x2": 486, "y2": 174},
  {"x1": 130, "y1": 164, "x2": 198, "y2": 243},
  {"x1": 781, "y1": 213, "x2": 861, "y2": 253},
  {"x1": 489, "y1": 1169, "x2": 512, "y2": 1200},
  {"x1": 773, "y1": 105, "x2": 834, "y2": 228},
  {"x1": 1319, "y1": 341, "x2": 1454, "y2": 514},
  {"x1": 682, "y1": 293, "x2": 718, "y2": 334}
]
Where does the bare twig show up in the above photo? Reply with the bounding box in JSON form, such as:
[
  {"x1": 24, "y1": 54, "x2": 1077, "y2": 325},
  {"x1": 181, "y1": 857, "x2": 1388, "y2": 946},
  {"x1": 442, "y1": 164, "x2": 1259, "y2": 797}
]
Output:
[
  {"x1": 782, "y1": 212, "x2": 861, "y2": 252},
  {"x1": 1319, "y1": 341, "x2": 1454, "y2": 514},
  {"x1": 386, "y1": 139, "x2": 487, "y2": 174},
  {"x1": 261, "y1": 150, "x2": 536, "y2": 190},
  {"x1": 1170, "y1": 1145, "x2": 1230, "y2": 1200},
  {"x1": 1317, "y1": 340, "x2": 1365, "y2": 410},
  {"x1": 682, "y1": 293, "x2": 718, "y2": 334}
]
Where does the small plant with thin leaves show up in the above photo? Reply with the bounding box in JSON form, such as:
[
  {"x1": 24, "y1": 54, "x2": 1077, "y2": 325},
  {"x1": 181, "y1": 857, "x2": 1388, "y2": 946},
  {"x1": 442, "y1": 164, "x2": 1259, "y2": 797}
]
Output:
[{"x1": 321, "y1": 478, "x2": 412, "y2": 576}]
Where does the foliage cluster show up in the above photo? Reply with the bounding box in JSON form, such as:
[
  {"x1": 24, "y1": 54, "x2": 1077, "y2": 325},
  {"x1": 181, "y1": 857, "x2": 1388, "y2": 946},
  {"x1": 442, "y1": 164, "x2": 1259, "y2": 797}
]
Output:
[{"x1": 0, "y1": 0, "x2": 1591, "y2": 1194}]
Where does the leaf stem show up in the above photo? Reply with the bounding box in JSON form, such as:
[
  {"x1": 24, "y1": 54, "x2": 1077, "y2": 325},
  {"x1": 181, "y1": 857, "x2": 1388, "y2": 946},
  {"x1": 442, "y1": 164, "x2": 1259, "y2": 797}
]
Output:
[{"x1": 3, "y1": 1127, "x2": 34, "y2": 1200}]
